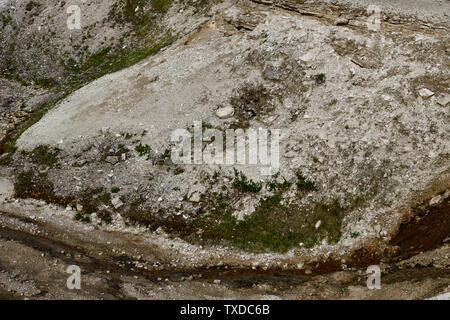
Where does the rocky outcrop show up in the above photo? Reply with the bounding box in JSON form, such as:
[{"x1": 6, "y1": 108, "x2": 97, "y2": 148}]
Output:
[{"x1": 2, "y1": 0, "x2": 450, "y2": 257}]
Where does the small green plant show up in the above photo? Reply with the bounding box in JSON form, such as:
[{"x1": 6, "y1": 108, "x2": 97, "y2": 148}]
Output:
[
  {"x1": 314, "y1": 73, "x2": 326, "y2": 84},
  {"x1": 111, "y1": 187, "x2": 120, "y2": 193},
  {"x1": 0, "y1": 13, "x2": 12, "y2": 25},
  {"x1": 29, "y1": 145, "x2": 60, "y2": 167},
  {"x1": 296, "y1": 172, "x2": 317, "y2": 192},
  {"x1": 78, "y1": 187, "x2": 111, "y2": 214},
  {"x1": 350, "y1": 231, "x2": 360, "y2": 238},
  {"x1": 151, "y1": 0, "x2": 172, "y2": 13},
  {"x1": 160, "y1": 148, "x2": 171, "y2": 159},
  {"x1": 229, "y1": 84, "x2": 275, "y2": 129},
  {"x1": 75, "y1": 212, "x2": 91, "y2": 223},
  {"x1": 267, "y1": 173, "x2": 292, "y2": 192},
  {"x1": 25, "y1": 1, "x2": 40, "y2": 11},
  {"x1": 135, "y1": 143, "x2": 151, "y2": 156},
  {"x1": 233, "y1": 169, "x2": 262, "y2": 193},
  {"x1": 97, "y1": 210, "x2": 113, "y2": 224},
  {"x1": 174, "y1": 167, "x2": 185, "y2": 175}
]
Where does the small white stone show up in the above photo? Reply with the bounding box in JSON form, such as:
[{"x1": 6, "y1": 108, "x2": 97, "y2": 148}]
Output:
[
  {"x1": 299, "y1": 51, "x2": 315, "y2": 63},
  {"x1": 188, "y1": 192, "x2": 201, "y2": 203},
  {"x1": 436, "y1": 94, "x2": 450, "y2": 107},
  {"x1": 334, "y1": 17, "x2": 349, "y2": 25},
  {"x1": 215, "y1": 106, "x2": 234, "y2": 119},
  {"x1": 418, "y1": 88, "x2": 434, "y2": 99},
  {"x1": 315, "y1": 220, "x2": 321, "y2": 229},
  {"x1": 111, "y1": 197, "x2": 123, "y2": 209},
  {"x1": 430, "y1": 195, "x2": 442, "y2": 206},
  {"x1": 284, "y1": 151, "x2": 297, "y2": 158}
]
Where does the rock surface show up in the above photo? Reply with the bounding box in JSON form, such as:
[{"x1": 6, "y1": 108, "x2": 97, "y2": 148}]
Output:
[{"x1": 0, "y1": 0, "x2": 449, "y2": 300}]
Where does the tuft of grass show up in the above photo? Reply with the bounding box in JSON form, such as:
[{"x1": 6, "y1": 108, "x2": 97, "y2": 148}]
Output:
[
  {"x1": 77, "y1": 187, "x2": 111, "y2": 214},
  {"x1": 97, "y1": 210, "x2": 113, "y2": 224},
  {"x1": 151, "y1": 0, "x2": 172, "y2": 13},
  {"x1": 25, "y1": 1, "x2": 40, "y2": 11},
  {"x1": 174, "y1": 167, "x2": 185, "y2": 175},
  {"x1": 78, "y1": 47, "x2": 111, "y2": 72},
  {"x1": 135, "y1": 143, "x2": 151, "y2": 156},
  {"x1": 123, "y1": 197, "x2": 191, "y2": 234},
  {"x1": 64, "y1": 33, "x2": 175, "y2": 88},
  {"x1": 351, "y1": 231, "x2": 360, "y2": 238},
  {"x1": 28, "y1": 145, "x2": 60, "y2": 167},
  {"x1": 110, "y1": 170, "x2": 366, "y2": 253},
  {"x1": 314, "y1": 73, "x2": 326, "y2": 84},
  {"x1": 14, "y1": 169, "x2": 73, "y2": 205},
  {"x1": 75, "y1": 212, "x2": 91, "y2": 223},
  {"x1": 111, "y1": 187, "x2": 120, "y2": 193},
  {"x1": 296, "y1": 171, "x2": 317, "y2": 192},
  {"x1": 14, "y1": 170, "x2": 51, "y2": 200},
  {"x1": 196, "y1": 191, "x2": 356, "y2": 252},
  {"x1": 229, "y1": 84, "x2": 274, "y2": 129},
  {"x1": 267, "y1": 172, "x2": 292, "y2": 192},
  {"x1": 160, "y1": 148, "x2": 171, "y2": 159},
  {"x1": 232, "y1": 169, "x2": 262, "y2": 193},
  {"x1": 0, "y1": 13, "x2": 12, "y2": 25}
]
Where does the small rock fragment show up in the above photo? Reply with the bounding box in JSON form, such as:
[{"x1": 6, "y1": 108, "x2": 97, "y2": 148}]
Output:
[
  {"x1": 105, "y1": 156, "x2": 119, "y2": 164},
  {"x1": 436, "y1": 94, "x2": 450, "y2": 107},
  {"x1": 430, "y1": 195, "x2": 443, "y2": 206},
  {"x1": 315, "y1": 220, "x2": 322, "y2": 229},
  {"x1": 299, "y1": 50, "x2": 316, "y2": 63},
  {"x1": 418, "y1": 88, "x2": 434, "y2": 99},
  {"x1": 188, "y1": 191, "x2": 201, "y2": 203},
  {"x1": 216, "y1": 106, "x2": 234, "y2": 119},
  {"x1": 334, "y1": 17, "x2": 349, "y2": 25},
  {"x1": 111, "y1": 197, "x2": 123, "y2": 209},
  {"x1": 284, "y1": 151, "x2": 297, "y2": 158}
]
